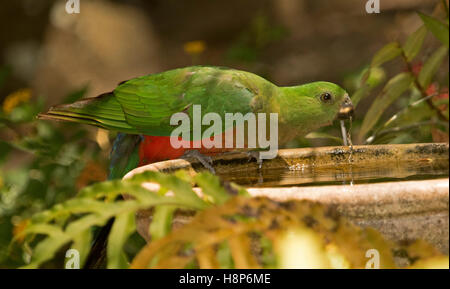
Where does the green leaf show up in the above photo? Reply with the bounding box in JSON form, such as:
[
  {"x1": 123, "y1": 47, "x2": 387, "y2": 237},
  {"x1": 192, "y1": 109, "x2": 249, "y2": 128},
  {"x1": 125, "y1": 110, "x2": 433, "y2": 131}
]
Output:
[
  {"x1": 195, "y1": 172, "x2": 230, "y2": 205},
  {"x1": 365, "y1": 97, "x2": 434, "y2": 144},
  {"x1": 403, "y1": 26, "x2": 428, "y2": 61},
  {"x1": 351, "y1": 67, "x2": 386, "y2": 108},
  {"x1": 132, "y1": 171, "x2": 208, "y2": 210},
  {"x1": 383, "y1": 101, "x2": 433, "y2": 130},
  {"x1": 79, "y1": 180, "x2": 150, "y2": 202},
  {"x1": 149, "y1": 205, "x2": 176, "y2": 241},
  {"x1": 365, "y1": 67, "x2": 387, "y2": 88},
  {"x1": 418, "y1": 45, "x2": 449, "y2": 88},
  {"x1": 371, "y1": 42, "x2": 402, "y2": 67},
  {"x1": 65, "y1": 214, "x2": 110, "y2": 239},
  {"x1": 418, "y1": 12, "x2": 449, "y2": 47},
  {"x1": 71, "y1": 229, "x2": 92, "y2": 268},
  {"x1": 18, "y1": 170, "x2": 242, "y2": 268},
  {"x1": 30, "y1": 198, "x2": 115, "y2": 223},
  {"x1": 359, "y1": 72, "x2": 414, "y2": 138},
  {"x1": 21, "y1": 233, "x2": 70, "y2": 269},
  {"x1": 23, "y1": 223, "x2": 66, "y2": 238},
  {"x1": 107, "y1": 212, "x2": 136, "y2": 269}
]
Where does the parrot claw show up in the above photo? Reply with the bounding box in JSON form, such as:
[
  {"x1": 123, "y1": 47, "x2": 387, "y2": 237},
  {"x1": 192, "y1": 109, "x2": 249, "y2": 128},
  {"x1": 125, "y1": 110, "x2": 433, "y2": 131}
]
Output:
[
  {"x1": 181, "y1": 150, "x2": 216, "y2": 174},
  {"x1": 246, "y1": 151, "x2": 263, "y2": 170}
]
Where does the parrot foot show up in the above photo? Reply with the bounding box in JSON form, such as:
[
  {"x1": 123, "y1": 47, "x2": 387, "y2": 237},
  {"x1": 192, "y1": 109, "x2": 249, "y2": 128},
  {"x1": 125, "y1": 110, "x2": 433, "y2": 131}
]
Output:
[
  {"x1": 181, "y1": 150, "x2": 216, "y2": 174},
  {"x1": 246, "y1": 151, "x2": 263, "y2": 170}
]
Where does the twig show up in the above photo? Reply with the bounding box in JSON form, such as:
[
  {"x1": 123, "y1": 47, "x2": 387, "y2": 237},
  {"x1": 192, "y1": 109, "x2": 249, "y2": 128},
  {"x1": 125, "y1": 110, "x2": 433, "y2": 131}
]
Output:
[
  {"x1": 401, "y1": 51, "x2": 449, "y2": 122},
  {"x1": 365, "y1": 120, "x2": 442, "y2": 144},
  {"x1": 365, "y1": 93, "x2": 447, "y2": 144},
  {"x1": 382, "y1": 93, "x2": 439, "y2": 128}
]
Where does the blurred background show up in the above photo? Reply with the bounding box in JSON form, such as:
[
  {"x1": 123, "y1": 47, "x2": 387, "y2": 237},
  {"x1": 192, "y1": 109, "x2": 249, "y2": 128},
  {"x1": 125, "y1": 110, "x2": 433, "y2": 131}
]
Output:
[
  {"x1": 0, "y1": 0, "x2": 448, "y2": 267},
  {"x1": 0, "y1": 0, "x2": 444, "y2": 105}
]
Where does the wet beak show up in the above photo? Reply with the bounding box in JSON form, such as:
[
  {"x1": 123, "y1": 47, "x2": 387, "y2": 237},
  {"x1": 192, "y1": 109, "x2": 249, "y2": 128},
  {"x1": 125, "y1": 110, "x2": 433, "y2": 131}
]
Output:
[{"x1": 338, "y1": 94, "x2": 354, "y2": 120}]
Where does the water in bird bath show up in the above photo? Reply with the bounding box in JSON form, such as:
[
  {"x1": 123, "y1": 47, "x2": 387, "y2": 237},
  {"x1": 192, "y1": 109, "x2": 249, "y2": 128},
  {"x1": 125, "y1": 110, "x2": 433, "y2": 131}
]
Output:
[
  {"x1": 216, "y1": 158, "x2": 449, "y2": 188},
  {"x1": 215, "y1": 124, "x2": 448, "y2": 188},
  {"x1": 136, "y1": 143, "x2": 448, "y2": 189}
]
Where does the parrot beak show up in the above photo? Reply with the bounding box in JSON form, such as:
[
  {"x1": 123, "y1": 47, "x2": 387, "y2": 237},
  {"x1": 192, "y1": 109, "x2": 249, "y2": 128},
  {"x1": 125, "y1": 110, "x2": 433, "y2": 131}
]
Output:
[{"x1": 338, "y1": 94, "x2": 354, "y2": 120}]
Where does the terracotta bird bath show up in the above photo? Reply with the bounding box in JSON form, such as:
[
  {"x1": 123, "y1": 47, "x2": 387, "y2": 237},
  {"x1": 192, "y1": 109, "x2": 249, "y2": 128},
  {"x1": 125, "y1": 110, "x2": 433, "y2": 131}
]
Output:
[{"x1": 123, "y1": 143, "x2": 449, "y2": 254}]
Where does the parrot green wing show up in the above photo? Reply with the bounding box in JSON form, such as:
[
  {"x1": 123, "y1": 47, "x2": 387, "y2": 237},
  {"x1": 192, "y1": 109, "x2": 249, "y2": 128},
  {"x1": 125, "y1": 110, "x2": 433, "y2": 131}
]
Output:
[
  {"x1": 113, "y1": 68, "x2": 193, "y2": 135},
  {"x1": 39, "y1": 66, "x2": 279, "y2": 136},
  {"x1": 114, "y1": 66, "x2": 275, "y2": 136}
]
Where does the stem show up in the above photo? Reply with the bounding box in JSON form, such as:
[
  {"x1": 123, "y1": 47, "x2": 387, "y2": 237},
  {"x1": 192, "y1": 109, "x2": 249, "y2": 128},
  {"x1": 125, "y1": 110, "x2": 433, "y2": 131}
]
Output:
[
  {"x1": 365, "y1": 93, "x2": 441, "y2": 144},
  {"x1": 365, "y1": 120, "x2": 441, "y2": 144},
  {"x1": 401, "y1": 52, "x2": 449, "y2": 122}
]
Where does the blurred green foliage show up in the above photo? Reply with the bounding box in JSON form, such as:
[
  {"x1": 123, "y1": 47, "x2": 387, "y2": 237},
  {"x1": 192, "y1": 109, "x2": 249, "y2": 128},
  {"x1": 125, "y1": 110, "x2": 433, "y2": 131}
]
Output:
[
  {"x1": 17, "y1": 170, "x2": 247, "y2": 269},
  {"x1": 226, "y1": 13, "x2": 287, "y2": 63},
  {"x1": 354, "y1": 10, "x2": 449, "y2": 145},
  {"x1": 13, "y1": 170, "x2": 449, "y2": 269},
  {"x1": 300, "y1": 8, "x2": 449, "y2": 147},
  {"x1": 0, "y1": 77, "x2": 107, "y2": 267},
  {"x1": 0, "y1": 2, "x2": 448, "y2": 269}
]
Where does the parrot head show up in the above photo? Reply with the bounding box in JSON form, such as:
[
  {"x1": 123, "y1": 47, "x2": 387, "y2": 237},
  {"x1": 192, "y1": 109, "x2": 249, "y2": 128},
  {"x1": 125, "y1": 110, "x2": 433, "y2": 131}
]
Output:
[{"x1": 277, "y1": 81, "x2": 353, "y2": 141}]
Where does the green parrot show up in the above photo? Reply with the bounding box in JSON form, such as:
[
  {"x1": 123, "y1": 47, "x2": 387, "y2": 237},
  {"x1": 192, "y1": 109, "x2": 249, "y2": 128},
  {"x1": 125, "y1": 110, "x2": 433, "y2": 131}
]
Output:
[
  {"x1": 39, "y1": 65, "x2": 353, "y2": 179},
  {"x1": 39, "y1": 65, "x2": 353, "y2": 268}
]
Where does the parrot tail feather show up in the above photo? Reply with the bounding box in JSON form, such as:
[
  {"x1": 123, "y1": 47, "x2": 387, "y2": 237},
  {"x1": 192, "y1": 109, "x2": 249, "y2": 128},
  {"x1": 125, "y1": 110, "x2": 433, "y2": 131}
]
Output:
[{"x1": 38, "y1": 92, "x2": 136, "y2": 132}]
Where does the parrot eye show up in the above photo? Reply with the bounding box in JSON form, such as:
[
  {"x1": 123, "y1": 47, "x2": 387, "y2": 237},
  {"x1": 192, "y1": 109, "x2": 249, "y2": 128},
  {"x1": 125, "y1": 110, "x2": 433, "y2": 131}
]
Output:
[{"x1": 320, "y1": 92, "x2": 334, "y2": 103}]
